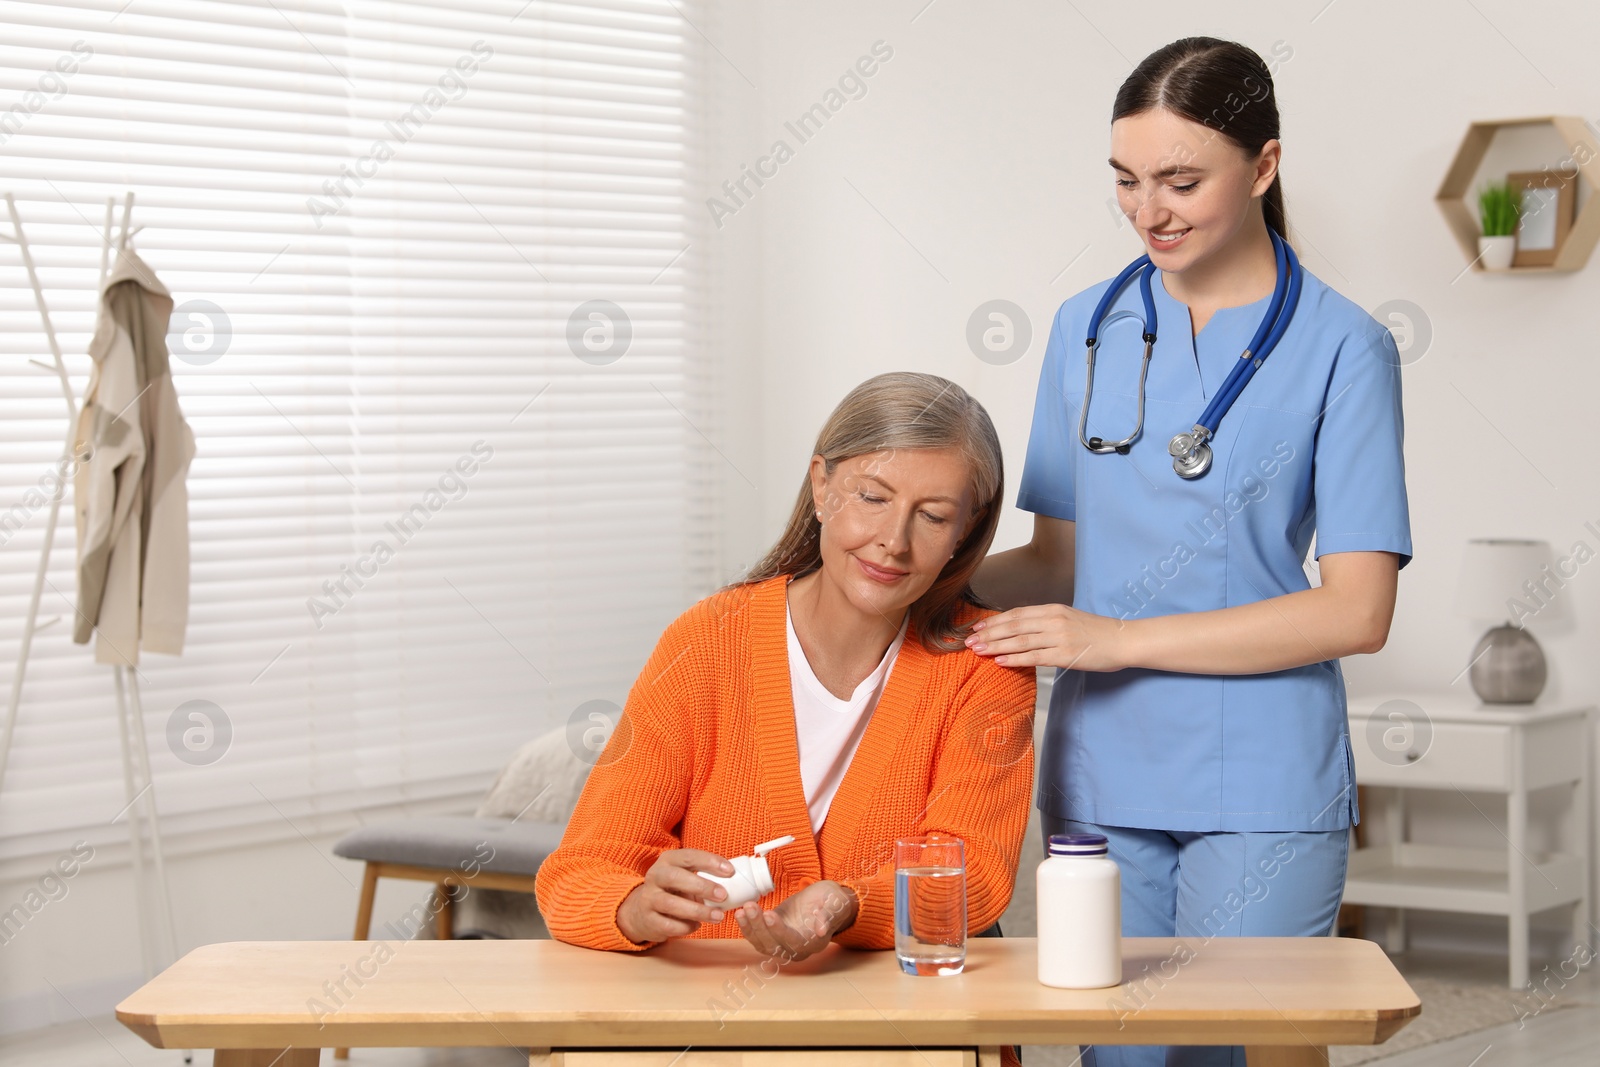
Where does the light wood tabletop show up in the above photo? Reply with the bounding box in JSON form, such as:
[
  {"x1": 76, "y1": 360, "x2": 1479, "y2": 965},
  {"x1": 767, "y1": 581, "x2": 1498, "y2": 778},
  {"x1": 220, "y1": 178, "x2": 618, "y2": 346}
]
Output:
[{"x1": 116, "y1": 935, "x2": 1418, "y2": 1063}]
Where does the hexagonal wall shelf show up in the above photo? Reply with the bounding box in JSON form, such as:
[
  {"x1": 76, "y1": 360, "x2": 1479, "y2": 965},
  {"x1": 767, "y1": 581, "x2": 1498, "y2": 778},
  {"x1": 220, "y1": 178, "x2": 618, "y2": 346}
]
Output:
[{"x1": 1436, "y1": 115, "x2": 1600, "y2": 273}]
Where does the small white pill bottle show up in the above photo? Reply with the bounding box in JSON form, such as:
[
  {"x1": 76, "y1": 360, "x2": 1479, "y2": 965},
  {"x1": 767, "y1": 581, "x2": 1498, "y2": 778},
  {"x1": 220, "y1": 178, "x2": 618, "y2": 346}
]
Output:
[
  {"x1": 1037, "y1": 832, "x2": 1122, "y2": 988},
  {"x1": 703, "y1": 835, "x2": 795, "y2": 908}
]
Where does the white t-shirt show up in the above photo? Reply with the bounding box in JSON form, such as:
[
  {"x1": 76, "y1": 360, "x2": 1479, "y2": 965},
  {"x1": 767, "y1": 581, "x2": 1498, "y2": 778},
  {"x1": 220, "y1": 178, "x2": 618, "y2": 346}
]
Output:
[{"x1": 786, "y1": 597, "x2": 909, "y2": 833}]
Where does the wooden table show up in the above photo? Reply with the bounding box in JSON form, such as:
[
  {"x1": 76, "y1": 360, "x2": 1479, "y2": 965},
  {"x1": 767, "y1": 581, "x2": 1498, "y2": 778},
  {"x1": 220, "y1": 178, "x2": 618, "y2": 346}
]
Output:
[{"x1": 117, "y1": 937, "x2": 1419, "y2": 1067}]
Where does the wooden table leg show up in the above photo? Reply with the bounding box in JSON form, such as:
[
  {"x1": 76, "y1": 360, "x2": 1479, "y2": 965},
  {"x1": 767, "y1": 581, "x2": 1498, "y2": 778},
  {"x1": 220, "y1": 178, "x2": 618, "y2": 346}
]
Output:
[
  {"x1": 435, "y1": 882, "x2": 455, "y2": 941},
  {"x1": 214, "y1": 1050, "x2": 322, "y2": 1067},
  {"x1": 1246, "y1": 1047, "x2": 1329, "y2": 1067}
]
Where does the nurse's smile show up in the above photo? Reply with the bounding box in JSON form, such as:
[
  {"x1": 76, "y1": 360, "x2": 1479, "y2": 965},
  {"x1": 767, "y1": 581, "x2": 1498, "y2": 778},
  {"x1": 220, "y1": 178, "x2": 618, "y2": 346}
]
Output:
[
  {"x1": 1107, "y1": 102, "x2": 1291, "y2": 303},
  {"x1": 1147, "y1": 227, "x2": 1190, "y2": 249}
]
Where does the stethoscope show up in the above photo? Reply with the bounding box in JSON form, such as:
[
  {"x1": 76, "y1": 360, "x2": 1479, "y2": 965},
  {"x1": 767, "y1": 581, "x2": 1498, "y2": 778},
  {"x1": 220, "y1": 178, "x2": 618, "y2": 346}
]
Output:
[{"x1": 1079, "y1": 227, "x2": 1304, "y2": 479}]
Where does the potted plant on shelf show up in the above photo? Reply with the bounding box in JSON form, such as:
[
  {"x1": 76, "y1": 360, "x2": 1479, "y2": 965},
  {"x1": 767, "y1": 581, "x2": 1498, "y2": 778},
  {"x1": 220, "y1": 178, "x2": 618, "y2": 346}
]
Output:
[{"x1": 1477, "y1": 180, "x2": 1519, "y2": 270}]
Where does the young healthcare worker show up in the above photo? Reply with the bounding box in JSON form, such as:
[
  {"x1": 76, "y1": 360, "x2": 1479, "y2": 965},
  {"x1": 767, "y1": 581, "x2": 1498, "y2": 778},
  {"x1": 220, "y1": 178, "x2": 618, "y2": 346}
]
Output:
[{"x1": 971, "y1": 37, "x2": 1412, "y2": 1067}]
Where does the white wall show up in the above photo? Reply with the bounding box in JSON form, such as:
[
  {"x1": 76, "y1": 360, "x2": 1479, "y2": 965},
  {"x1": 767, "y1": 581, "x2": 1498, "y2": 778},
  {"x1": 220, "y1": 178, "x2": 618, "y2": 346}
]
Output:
[{"x1": 711, "y1": 0, "x2": 1600, "y2": 958}]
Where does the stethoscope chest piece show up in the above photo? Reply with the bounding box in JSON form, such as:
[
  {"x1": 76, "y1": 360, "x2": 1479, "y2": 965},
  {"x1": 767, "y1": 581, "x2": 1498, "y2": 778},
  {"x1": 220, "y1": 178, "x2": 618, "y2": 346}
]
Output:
[{"x1": 1168, "y1": 428, "x2": 1212, "y2": 479}]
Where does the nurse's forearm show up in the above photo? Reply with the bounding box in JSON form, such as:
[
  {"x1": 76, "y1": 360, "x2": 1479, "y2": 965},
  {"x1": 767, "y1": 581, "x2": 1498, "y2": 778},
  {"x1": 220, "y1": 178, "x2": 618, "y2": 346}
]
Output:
[
  {"x1": 1120, "y1": 552, "x2": 1399, "y2": 675},
  {"x1": 1121, "y1": 588, "x2": 1373, "y2": 674}
]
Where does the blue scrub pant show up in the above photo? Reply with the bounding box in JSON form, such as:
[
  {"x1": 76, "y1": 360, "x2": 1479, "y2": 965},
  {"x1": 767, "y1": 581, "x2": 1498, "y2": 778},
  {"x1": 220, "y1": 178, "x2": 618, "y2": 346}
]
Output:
[{"x1": 1041, "y1": 814, "x2": 1351, "y2": 1067}]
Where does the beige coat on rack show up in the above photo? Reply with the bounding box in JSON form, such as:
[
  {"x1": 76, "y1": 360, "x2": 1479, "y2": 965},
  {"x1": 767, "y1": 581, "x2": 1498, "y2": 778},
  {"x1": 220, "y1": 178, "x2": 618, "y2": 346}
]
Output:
[{"x1": 72, "y1": 244, "x2": 195, "y2": 665}]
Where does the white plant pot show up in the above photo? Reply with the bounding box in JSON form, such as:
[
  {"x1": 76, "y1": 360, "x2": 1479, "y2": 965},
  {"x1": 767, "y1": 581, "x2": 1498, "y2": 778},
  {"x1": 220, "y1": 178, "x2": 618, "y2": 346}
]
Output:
[{"x1": 1478, "y1": 234, "x2": 1516, "y2": 270}]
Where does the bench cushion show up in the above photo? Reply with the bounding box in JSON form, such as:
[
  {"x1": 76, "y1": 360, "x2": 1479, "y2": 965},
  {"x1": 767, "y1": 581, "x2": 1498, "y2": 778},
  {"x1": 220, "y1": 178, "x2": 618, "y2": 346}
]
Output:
[{"x1": 333, "y1": 816, "x2": 565, "y2": 878}]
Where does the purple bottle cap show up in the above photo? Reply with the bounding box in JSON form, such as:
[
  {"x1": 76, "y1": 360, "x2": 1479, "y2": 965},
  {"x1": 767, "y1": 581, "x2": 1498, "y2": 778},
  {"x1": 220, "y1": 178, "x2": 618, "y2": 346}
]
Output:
[{"x1": 1048, "y1": 832, "x2": 1109, "y2": 857}]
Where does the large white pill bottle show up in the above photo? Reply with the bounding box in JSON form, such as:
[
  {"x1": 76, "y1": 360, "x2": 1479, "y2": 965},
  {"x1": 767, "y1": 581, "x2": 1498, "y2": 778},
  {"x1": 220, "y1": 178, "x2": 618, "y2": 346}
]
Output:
[{"x1": 1037, "y1": 832, "x2": 1122, "y2": 988}]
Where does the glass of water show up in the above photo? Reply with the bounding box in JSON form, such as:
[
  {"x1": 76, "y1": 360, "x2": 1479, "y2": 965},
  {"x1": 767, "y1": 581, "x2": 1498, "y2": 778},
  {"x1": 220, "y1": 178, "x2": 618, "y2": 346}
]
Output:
[{"x1": 894, "y1": 833, "x2": 967, "y2": 976}]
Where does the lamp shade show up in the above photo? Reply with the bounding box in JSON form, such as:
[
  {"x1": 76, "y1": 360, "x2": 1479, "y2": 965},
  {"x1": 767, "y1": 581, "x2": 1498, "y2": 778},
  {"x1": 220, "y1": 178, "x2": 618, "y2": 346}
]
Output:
[{"x1": 1453, "y1": 539, "x2": 1561, "y2": 623}]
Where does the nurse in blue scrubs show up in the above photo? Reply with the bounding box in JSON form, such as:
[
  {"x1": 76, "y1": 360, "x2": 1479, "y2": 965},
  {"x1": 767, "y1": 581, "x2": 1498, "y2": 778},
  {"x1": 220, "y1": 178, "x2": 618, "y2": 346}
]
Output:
[{"x1": 971, "y1": 37, "x2": 1412, "y2": 1067}]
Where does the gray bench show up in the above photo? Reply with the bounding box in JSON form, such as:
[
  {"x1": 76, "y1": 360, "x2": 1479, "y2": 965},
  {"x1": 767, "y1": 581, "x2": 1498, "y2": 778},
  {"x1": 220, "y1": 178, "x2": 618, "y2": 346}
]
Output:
[{"x1": 332, "y1": 816, "x2": 565, "y2": 936}]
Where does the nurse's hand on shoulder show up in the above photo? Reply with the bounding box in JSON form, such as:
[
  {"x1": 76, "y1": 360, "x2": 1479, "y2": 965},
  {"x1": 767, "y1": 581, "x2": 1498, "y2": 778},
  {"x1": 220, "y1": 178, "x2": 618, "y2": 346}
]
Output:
[
  {"x1": 734, "y1": 879, "x2": 858, "y2": 962},
  {"x1": 616, "y1": 848, "x2": 735, "y2": 945},
  {"x1": 964, "y1": 604, "x2": 1128, "y2": 671}
]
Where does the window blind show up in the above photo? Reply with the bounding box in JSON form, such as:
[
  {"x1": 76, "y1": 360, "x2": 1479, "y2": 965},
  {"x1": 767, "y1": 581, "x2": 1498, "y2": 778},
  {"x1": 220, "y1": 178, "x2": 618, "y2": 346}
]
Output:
[{"x1": 0, "y1": 0, "x2": 710, "y2": 866}]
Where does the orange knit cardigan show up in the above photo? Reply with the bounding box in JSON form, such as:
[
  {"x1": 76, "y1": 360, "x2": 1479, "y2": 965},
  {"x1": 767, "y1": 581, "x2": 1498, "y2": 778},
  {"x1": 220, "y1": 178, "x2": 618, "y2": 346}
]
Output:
[{"x1": 535, "y1": 573, "x2": 1037, "y2": 952}]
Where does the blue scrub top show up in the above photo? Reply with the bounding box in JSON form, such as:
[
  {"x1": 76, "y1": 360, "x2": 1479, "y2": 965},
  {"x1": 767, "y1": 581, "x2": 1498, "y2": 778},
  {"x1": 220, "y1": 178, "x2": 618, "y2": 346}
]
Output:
[{"x1": 1017, "y1": 262, "x2": 1413, "y2": 833}]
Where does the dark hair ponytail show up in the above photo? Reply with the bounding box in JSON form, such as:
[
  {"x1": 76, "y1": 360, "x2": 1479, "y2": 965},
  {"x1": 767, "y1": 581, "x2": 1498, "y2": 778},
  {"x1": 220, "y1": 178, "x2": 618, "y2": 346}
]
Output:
[{"x1": 1112, "y1": 37, "x2": 1289, "y2": 240}]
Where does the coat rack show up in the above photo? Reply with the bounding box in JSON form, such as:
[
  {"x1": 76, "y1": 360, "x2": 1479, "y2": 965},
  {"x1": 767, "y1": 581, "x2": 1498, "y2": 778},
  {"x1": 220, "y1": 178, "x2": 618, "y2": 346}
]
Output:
[{"x1": 0, "y1": 191, "x2": 180, "y2": 985}]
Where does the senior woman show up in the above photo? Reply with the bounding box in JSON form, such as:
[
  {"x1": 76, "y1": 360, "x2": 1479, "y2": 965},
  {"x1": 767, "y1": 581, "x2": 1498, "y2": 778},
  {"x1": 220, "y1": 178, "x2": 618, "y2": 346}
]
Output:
[{"x1": 535, "y1": 372, "x2": 1036, "y2": 965}]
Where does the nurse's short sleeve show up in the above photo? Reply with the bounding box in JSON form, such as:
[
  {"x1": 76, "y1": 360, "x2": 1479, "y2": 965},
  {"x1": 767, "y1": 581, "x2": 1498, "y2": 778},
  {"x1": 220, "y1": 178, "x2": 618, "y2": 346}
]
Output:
[
  {"x1": 1312, "y1": 321, "x2": 1413, "y2": 569},
  {"x1": 1016, "y1": 304, "x2": 1077, "y2": 521}
]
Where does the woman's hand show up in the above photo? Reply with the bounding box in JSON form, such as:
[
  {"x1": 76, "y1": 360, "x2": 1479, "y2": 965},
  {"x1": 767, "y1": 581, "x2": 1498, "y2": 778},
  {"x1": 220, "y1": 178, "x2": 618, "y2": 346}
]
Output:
[
  {"x1": 615, "y1": 848, "x2": 735, "y2": 945},
  {"x1": 733, "y1": 879, "x2": 858, "y2": 962},
  {"x1": 964, "y1": 603, "x2": 1132, "y2": 671}
]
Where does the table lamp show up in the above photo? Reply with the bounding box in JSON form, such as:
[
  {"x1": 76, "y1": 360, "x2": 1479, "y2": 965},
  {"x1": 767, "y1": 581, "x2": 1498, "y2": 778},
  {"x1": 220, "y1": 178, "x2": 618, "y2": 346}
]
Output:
[{"x1": 1452, "y1": 538, "x2": 1565, "y2": 704}]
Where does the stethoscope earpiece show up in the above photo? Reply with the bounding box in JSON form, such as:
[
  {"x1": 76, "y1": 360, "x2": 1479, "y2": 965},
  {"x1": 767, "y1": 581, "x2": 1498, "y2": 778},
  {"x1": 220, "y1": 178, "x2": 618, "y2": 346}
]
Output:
[{"x1": 1085, "y1": 436, "x2": 1132, "y2": 455}]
